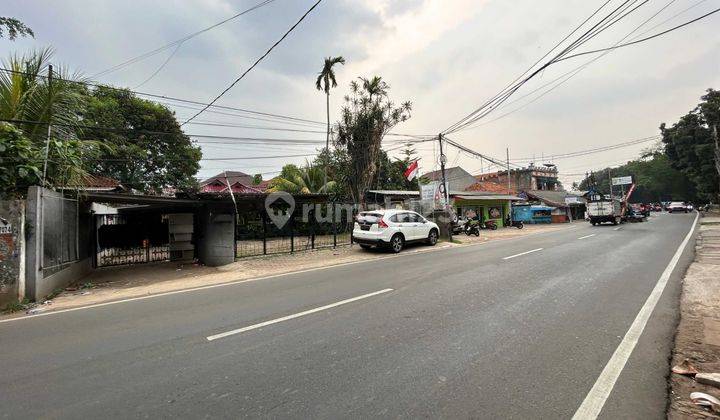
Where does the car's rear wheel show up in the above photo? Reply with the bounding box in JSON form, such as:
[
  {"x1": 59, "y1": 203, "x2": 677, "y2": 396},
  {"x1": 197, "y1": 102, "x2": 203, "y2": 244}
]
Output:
[
  {"x1": 427, "y1": 229, "x2": 438, "y2": 246},
  {"x1": 390, "y1": 234, "x2": 404, "y2": 253}
]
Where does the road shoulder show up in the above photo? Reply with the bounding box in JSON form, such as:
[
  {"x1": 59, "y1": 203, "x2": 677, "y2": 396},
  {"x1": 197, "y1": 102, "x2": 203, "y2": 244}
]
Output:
[{"x1": 668, "y1": 214, "x2": 720, "y2": 419}]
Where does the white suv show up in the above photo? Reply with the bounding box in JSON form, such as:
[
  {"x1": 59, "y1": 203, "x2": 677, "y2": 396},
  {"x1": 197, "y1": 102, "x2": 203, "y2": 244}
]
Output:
[{"x1": 352, "y1": 209, "x2": 440, "y2": 253}]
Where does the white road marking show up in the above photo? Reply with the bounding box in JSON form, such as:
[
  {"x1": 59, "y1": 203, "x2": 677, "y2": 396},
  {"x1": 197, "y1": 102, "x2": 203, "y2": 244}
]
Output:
[
  {"x1": 572, "y1": 211, "x2": 699, "y2": 419},
  {"x1": 502, "y1": 248, "x2": 543, "y2": 260},
  {"x1": 578, "y1": 234, "x2": 596, "y2": 240},
  {"x1": 613, "y1": 227, "x2": 622, "y2": 231},
  {"x1": 206, "y1": 288, "x2": 394, "y2": 341}
]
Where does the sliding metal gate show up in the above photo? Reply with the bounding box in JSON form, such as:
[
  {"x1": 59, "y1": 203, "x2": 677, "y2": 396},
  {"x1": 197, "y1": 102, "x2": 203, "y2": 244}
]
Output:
[{"x1": 94, "y1": 214, "x2": 170, "y2": 267}]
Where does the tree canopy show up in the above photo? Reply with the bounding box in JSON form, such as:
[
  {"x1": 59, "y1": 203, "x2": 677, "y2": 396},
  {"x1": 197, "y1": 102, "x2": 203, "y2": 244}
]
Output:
[
  {"x1": 334, "y1": 76, "x2": 412, "y2": 204},
  {"x1": 81, "y1": 87, "x2": 201, "y2": 193},
  {"x1": 0, "y1": 48, "x2": 201, "y2": 196},
  {"x1": 0, "y1": 17, "x2": 34, "y2": 40},
  {"x1": 660, "y1": 89, "x2": 720, "y2": 202}
]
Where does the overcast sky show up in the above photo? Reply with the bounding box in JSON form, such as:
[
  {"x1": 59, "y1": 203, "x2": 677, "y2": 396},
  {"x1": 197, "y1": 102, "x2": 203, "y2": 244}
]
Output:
[{"x1": 3, "y1": 0, "x2": 719, "y2": 186}]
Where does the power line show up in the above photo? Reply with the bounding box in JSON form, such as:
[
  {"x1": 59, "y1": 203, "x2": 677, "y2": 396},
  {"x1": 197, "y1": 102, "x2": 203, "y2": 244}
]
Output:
[
  {"x1": 92, "y1": 0, "x2": 278, "y2": 78},
  {"x1": 510, "y1": 135, "x2": 660, "y2": 162},
  {"x1": 0, "y1": 67, "x2": 325, "y2": 126},
  {"x1": 460, "y1": 0, "x2": 681, "y2": 132},
  {"x1": 555, "y1": 6, "x2": 720, "y2": 62},
  {"x1": 181, "y1": 0, "x2": 325, "y2": 125},
  {"x1": 442, "y1": 0, "x2": 646, "y2": 134}
]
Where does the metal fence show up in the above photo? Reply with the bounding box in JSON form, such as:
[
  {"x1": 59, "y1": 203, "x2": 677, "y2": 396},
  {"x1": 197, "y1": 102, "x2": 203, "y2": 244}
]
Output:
[
  {"x1": 94, "y1": 214, "x2": 170, "y2": 267},
  {"x1": 41, "y1": 192, "x2": 79, "y2": 274},
  {"x1": 235, "y1": 208, "x2": 354, "y2": 259}
]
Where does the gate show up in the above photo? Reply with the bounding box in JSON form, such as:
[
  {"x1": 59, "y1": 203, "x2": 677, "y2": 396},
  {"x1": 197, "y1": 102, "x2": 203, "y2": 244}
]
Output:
[{"x1": 94, "y1": 214, "x2": 170, "y2": 267}]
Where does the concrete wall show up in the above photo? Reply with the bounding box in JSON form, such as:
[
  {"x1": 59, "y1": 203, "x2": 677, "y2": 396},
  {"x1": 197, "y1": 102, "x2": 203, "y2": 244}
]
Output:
[
  {"x1": 197, "y1": 207, "x2": 235, "y2": 267},
  {"x1": 25, "y1": 186, "x2": 93, "y2": 301},
  {"x1": 0, "y1": 200, "x2": 25, "y2": 307},
  {"x1": 34, "y1": 258, "x2": 92, "y2": 300}
]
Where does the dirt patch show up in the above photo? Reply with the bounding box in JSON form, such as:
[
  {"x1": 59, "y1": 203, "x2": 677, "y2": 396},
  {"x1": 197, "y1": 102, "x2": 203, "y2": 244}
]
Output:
[{"x1": 669, "y1": 215, "x2": 720, "y2": 419}]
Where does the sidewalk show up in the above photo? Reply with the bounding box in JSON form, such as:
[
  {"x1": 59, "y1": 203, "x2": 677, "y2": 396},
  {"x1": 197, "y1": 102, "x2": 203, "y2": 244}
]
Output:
[
  {"x1": 668, "y1": 214, "x2": 720, "y2": 419},
  {"x1": 3, "y1": 222, "x2": 576, "y2": 318}
]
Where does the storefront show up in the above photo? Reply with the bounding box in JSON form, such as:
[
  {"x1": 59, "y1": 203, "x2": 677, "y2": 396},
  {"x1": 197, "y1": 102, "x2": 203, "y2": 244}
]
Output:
[{"x1": 451, "y1": 193, "x2": 522, "y2": 227}]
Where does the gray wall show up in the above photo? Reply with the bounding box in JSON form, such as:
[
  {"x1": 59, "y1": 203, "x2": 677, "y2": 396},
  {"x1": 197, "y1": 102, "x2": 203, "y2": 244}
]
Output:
[
  {"x1": 197, "y1": 207, "x2": 235, "y2": 267},
  {"x1": 0, "y1": 200, "x2": 24, "y2": 307},
  {"x1": 25, "y1": 186, "x2": 92, "y2": 301}
]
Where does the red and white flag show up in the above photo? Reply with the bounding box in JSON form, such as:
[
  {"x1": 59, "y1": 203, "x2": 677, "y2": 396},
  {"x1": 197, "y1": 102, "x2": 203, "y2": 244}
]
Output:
[{"x1": 404, "y1": 160, "x2": 419, "y2": 181}]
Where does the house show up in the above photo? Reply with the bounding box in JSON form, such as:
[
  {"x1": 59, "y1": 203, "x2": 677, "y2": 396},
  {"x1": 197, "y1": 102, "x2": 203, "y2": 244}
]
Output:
[
  {"x1": 200, "y1": 171, "x2": 267, "y2": 194},
  {"x1": 58, "y1": 175, "x2": 126, "y2": 193},
  {"x1": 422, "y1": 166, "x2": 477, "y2": 192},
  {"x1": 520, "y1": 189, "x2": 586, "y2": 222},
  {"x1": 477, "y1": 163, "x2": 560, "y2": 192}
]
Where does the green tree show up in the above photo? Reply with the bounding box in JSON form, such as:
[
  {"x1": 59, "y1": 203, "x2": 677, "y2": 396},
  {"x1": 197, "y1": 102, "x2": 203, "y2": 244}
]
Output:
[
  {"x1": 0, "y1": 17, "x2": 34, "y2": 40},
  {"x1": 315, "y1": 56, "x2": 345, "y2": 151},
  {"x1": 0, "y1": 123, "x2": 40, "y2": 195},
  {"x1": 661, "y1": 89, "x2": 720, "y2": 202},
  {"x1": 81, "y1": 86, "x2": 201, "y2": 193},
  {"x1": 266, "y1": 163, "x2": 336, "y2": 194},
  {"x1": 579, "y1": 153, "x2": 696, "y2": 202},
  {"x1": 334, "y1": 76, "x2": 412, "y2": 204},
  {"x1": 0, "y1": 49, "x2": 104, "y2": 193}
]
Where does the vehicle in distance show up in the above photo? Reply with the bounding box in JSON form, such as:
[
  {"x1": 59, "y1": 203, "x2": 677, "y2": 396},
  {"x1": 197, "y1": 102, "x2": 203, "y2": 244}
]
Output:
[
  {"x1": 667, "y1": 202, "x2": 688, "y2": 213},
  {"x1": 586, "y1": 193, "x2": 623, "y2": 225},
  {"x1": 352, "y1": 209, "x2": 439, "y2": 253}
]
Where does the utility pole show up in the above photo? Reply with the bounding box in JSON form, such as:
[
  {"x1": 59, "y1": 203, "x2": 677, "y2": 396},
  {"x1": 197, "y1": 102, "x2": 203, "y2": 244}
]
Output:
[
  {"x1": 506, "y1": 147, "x2": 511, "y2": 193},
  {"x1": 608, "y1": 167, "x2": 614, "y2": 199},
  {"x1": 438, "y1": 134, "x2": 449, "y2": 206},
  {"x1": 506, "y1": 147, "x2": 512, "y2": 225},
  {"x1": 41, "y1": 64, "x2": 53, "y2": 187},
  {"x1": 438, "y1": 133, "x2": 452, "y2": 241}
]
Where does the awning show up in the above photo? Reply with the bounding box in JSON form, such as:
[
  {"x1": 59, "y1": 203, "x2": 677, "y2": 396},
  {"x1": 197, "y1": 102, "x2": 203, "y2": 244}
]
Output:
[{"x1": 454, "y1": 195, "x2": 523, "y2": 201}]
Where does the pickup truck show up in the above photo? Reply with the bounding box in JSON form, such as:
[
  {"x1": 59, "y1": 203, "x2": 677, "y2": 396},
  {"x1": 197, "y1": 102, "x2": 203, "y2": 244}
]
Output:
[{"x1": 587, "y1": 195, "x2": 623, "y2": 226}]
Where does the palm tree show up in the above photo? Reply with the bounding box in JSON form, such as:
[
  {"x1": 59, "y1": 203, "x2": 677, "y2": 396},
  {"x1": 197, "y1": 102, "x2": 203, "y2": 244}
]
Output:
[
  {"x1": 267, "y1": 163, "x2": 336, "y2": 194},
  {"x1": 315, "y1": 56, "x2": 345, "y2": 151},
  {"x1": 0, "y1": 48, "x2": 100, "y2": 188}
]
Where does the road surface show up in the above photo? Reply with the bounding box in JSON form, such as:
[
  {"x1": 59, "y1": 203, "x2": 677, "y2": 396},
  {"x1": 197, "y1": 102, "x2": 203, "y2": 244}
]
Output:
[{"x1": 0, "y1": 212, "x2": 698, "y2": 419}]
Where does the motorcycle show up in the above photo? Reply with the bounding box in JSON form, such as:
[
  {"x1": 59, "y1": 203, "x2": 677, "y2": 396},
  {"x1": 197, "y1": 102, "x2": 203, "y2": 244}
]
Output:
[
  {"x1": 464, "y1": 219, "x2": 480, "y2": 236},
  {"x1": 505, "y1": 216, "x2": 524, "y2": 229}
]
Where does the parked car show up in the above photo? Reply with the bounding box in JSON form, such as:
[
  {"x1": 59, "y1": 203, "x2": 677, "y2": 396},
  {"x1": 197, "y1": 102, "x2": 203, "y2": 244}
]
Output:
[
  {"x1": 667, "y1": 202, "x2": 688, "y2": 213},
  {"x1": 352, "y1": 209, "x2": 439, "y2": 253},
  {"x1": 626, "y1": 207, "x2": 647, "y2": 222},
  {"x1": 651, "y1": 203, "x2": 662, "y2": 212}
]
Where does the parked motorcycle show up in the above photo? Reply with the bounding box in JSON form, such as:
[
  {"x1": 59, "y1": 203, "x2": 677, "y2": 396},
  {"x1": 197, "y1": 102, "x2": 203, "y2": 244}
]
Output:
[
  {"x1": 464, "y1": 220, "x2": 480, "y2": 236},
  {"x1": 482, "y1": 220, "x2": 498, "y2": 230},
  {"x1": 505, "y1": 216, "x2": 524, "y2": 229}
]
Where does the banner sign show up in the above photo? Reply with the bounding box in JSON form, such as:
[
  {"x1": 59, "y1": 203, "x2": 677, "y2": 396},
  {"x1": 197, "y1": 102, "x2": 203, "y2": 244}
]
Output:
[{"x1": 611, "y1": 176, "x2": 632, "y2": 186}]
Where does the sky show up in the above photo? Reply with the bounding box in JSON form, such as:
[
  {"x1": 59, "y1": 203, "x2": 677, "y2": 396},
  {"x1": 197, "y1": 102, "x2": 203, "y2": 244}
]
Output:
[{"x1": 2, "y1": 0, "x2": 719, "y2": 187}]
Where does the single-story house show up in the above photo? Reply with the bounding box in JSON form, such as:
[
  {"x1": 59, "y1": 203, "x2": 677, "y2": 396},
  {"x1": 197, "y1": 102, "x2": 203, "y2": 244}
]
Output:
[{"x1": 520, "y1": 190, "x2": 586, "y2": 222}]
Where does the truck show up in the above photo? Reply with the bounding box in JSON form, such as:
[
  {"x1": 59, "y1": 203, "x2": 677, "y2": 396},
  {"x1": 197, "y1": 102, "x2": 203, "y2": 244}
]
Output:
[
  {"x1": 586, "y1": 183, "x2": 637, "y2": 226},
  {"x1": 586, "y1": 194, "x2": 623, "y2": 225}
]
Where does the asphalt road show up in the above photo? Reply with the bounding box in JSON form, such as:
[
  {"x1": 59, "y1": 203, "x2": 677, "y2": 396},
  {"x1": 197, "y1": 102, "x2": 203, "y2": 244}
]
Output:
[{"x1": 0, "y1": 211, "x2": 698, "y2": 419}]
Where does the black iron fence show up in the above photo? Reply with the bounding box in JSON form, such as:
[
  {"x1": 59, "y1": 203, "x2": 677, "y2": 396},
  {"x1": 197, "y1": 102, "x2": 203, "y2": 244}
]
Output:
[
  {"x1": 235, "y1": 207, "x2": 354, "y2": 259},
  {"x1": 94, "y1": 214, "x2": 170, "y2": 267}
]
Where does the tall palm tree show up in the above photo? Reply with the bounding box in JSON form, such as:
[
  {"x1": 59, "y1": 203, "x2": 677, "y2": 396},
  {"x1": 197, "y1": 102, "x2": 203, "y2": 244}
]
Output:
[{"x1": 315, "y1": 56, "x2": 345, "y2": 151}]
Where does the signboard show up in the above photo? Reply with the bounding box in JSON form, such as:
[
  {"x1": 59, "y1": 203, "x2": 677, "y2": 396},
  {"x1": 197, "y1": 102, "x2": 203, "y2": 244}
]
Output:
[
  {"x1": 419, "y1": 181, "x2": 448, "y2": 208},
  {"x1": 0, "y1": 222, "x2": 11, "y2": 234},
  {"x1": 564, "y1": 196, "x2": 582, "y2": 205},
  {"x1": 611, "y1": 176, "x2": 632, "y2": 186}
]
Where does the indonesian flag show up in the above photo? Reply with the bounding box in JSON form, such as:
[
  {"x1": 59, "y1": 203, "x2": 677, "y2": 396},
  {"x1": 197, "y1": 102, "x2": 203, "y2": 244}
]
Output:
[{"x1": 404, "y1": 160, "x2": 419, "y2": 181}]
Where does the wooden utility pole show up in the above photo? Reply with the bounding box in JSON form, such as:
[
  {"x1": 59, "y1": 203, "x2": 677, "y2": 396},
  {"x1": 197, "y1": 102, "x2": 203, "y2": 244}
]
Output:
[{"x1": 506, "y1": 147, "x2": 511, "y2": 193}]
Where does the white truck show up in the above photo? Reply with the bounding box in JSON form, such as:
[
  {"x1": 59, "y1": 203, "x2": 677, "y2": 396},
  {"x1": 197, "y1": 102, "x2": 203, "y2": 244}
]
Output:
[{"x1": 586, "y1": 193, "x2": 623, "y2": 226}]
